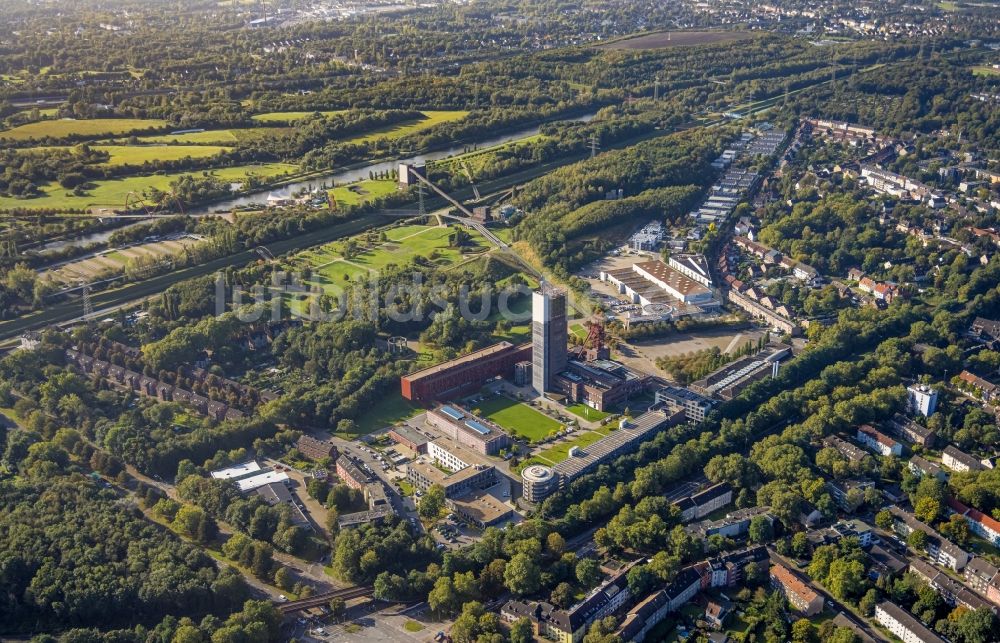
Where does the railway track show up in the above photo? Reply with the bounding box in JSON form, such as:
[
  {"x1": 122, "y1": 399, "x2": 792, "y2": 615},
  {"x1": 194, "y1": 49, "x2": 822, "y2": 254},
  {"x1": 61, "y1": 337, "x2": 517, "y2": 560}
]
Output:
[{"x1": 277, "y1": 585, "x2": 373, "y2": 614}]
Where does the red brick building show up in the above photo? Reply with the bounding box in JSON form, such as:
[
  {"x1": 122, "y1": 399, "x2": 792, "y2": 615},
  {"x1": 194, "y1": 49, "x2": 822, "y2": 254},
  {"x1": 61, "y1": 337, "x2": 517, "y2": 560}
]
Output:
[{"x1": 400, "y1": 341, "x2": 531, "y2": 404}]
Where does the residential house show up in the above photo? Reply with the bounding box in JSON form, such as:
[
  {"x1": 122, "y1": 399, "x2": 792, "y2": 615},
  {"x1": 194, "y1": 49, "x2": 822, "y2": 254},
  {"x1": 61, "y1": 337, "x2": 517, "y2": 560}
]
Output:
[
  {"x1": 887, "y1": 413, "x2": 936, "y2": 447},
  {"x1": 942, "y1": 445, "x2": 985, "y2": 472},
  {"x1": 875, "y1": 601, "x2": 946, "y2": 643},
  {"x1": 770, "y1": 564, "x2": 824, "y2": 616},
  {"x1": 826, "y1": 478, "x2": 874, "y2": 511},
  {"x1": 822, "y1": 434, "x2": 868, "y2": 463},
  {"x1": 672, "y1": 483, "x2": 733, "y2": 523},
  {"x1": 856, "y1": 425, "x2": 903, "y2": 457},
  {"x1": 957, "y1": 370, "x2": 998, "y2": 403},
  {"x1": 909, "y1": 455, "x2": 948, "y2": 481},
  {"x1": 908, "y1": 559, "x2": 992, "y2": 611},
  {"x1": 947, "y1": 497, "x2": 1000, "y2": 547}
]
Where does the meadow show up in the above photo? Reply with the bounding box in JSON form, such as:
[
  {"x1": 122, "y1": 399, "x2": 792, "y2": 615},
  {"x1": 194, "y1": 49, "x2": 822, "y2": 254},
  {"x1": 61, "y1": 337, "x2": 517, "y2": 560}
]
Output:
[
  {"x1": 0, "y1": 163, "x2": 299, "y2": 212},
  {"x1": 0, "y1": 118, "x2": 169, "y2": 141}
]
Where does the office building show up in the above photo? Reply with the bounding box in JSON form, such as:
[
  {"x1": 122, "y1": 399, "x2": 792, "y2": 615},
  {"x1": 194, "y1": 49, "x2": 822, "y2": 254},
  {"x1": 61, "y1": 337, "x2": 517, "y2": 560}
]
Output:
[
  {"x1": 553, "y1": 358, "x2": 652, "y2": 411},
  {"x1": 655, "y1": 386, "x2": 718, "y2": 422},
  {"x1": 425, "y1": 404, "x2": 512, "y2": 456},
  {"x1": 522, "y1": 464, "x2": 559, "y2": 503},
  {"x1": 407, "y1": 437, "x2": 497, "y2": 499},
  {"x1": 532, "y1": 287, "x2": 568, "y2": 393}
]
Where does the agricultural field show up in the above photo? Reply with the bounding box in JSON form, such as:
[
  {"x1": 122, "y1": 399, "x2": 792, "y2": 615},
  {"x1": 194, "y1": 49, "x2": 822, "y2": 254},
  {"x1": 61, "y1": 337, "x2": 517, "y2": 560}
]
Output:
[
  {"x1": 474, "y1": 395, "x2": 562, "y2": 442},
  {"x1": 0, "y1": 118, "x2": 170, "y2": 141},
  {"x1": 41, "y1": 235, "x2": 203, "y2": 286},
  {"x1": 597, "y1": 30, "x2": 754, "y2": 50},
  {"x1": 0, "y1": 163, "x2": 299, "y2": 212}
]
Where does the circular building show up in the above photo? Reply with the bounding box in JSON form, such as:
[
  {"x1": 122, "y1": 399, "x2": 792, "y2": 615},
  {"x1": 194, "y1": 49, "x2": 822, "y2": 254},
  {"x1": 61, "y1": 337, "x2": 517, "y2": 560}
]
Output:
[{"x1": 521, "y1": 465, "x2": 559, "y2": 503}]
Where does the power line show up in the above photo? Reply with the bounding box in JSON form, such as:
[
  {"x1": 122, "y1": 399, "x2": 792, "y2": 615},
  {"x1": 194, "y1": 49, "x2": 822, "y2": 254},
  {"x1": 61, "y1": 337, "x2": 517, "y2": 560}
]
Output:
[{"x1": 589, "y1": 134, "x2": 600, "y2": 159}]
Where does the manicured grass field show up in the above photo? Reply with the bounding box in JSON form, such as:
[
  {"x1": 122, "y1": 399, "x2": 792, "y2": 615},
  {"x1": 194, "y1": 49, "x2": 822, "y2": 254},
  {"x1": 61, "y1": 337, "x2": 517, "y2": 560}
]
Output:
[
  {"x1": 251, "y1": 110, "x2": 349, "y2": 123},
  {"x1": 0, "y1": 118, "x2": 169, "y2": 141},
  {"x1": 474, "y1": 396, "x2": 562, "y2": 442},
  {"x1": 565, "y1": 403, "x2": 611, "y2": 422},
  {"x1": 535, "y1": 430, "x2": 608, "y2": 464},
  {"x1": 0, "y1": 163, "x2": 298, "y2": 211},
  {"x1": 286, "y1": 224, "x2": 487, "y2": 316}
]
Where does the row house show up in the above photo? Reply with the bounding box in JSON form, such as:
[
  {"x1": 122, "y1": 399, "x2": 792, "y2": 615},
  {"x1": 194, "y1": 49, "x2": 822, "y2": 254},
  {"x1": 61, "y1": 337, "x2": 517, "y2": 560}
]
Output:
[
  {"x1": 615, "y1": 546, "x2": 767, "y2": 642},
  {"x1": 672, "y1": 483, "x2": 733, "y2": 523},
  {"x1": 964, "y1": 557, "x2": 1000, "y2": 607},
  {"x1": 957, "y1": 370, "x2": 998, "y2": 403},
  {"x1": 822, "y1": 434, "x2": 868, "y2": 463},
  {"x1": 908, "y1": 558, "x2": 994, "y2": 612},
  {"x1": 888, "y1": 505, "x2": 970, "y2": 571}
]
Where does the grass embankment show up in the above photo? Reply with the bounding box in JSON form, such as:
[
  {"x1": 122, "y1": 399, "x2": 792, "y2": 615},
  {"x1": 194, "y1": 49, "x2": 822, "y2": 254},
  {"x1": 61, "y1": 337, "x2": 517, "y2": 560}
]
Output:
[{"x1": 0, "y1": 118, "x2": 169, "y2": 141}]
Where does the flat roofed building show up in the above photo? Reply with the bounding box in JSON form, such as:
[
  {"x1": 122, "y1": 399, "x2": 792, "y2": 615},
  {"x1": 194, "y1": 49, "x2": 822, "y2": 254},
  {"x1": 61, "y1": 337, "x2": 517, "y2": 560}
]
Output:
[
  {"x1": 400, "y1": 341, "x2": 532, "y2": 404},
  {"x1": 236, "y1": 470, "x2": 289, "y2": 493},
  {"x1": 655, "y1": 386, "x2": 717, "y2": 422},
  {"x1": 554, "y1": 359, "x2": 652, "y2": 412},
  {"x1": 552, "y1": 408, "x2": 683, "y2": 484},
  {"x1": 449, "y1": 489, "x2": 513, "y2": 528},
  {"x1": 388, "y1": 425, "x2": 429, "y2": 453},
  {"x1": 425, "y1": 404, "x2": 512, "y2": 456},
  {"x1": 875, "y1": 601, "x2": 946, "y2": 643},
  {"x1": 633, "y1": 260, "x2": 715, "y2": 305},
  {"x1": 256, "y1": 481, "x2": 310, "y2": 527},
  {"x1": 211, "y1": 461, "x2": 263, "y2": 480},
  {"x1": 522, "y1": 464, "x2": 559, "y2": 503},
  {"x1": 532, "y1": 287, "x2": 568, "y2": 394},
  {"x1": 668, "y1": 254, "x2": 713, "y2": 287}
]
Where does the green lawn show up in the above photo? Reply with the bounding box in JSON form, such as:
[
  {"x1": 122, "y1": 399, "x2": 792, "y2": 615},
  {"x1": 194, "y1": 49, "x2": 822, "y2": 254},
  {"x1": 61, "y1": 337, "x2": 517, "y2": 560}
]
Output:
[
  {"x1": 535, "y1": 430, "x2": 607, "y2": 465},
  {"x1": 570, "y1": 323, "x2": 588, "y2": 340},
  {"x1": 972, "y1": 65, "x2": 1000, "y2": 77},
  {"x1": 0, "y1": 163, "x2": 298, "y2": 212},
  {"x1": 329, "y1": 179, "x2": 398, "y2": 207},
  {"x1": 403, "y1": 621, "x2": 425, "y2": 633},
  {"x1": 565, "y1": 403, "x2": 611, "y2": 422},
  {"x1": 0, "y1": 118, "x2": 170, "y2": 141},
  {"x1": 474, "y1": 395, "x2": 562, "y2": 442},
  {"x1": 349, "y1": 392, "x2": 421, "y2": 437}
]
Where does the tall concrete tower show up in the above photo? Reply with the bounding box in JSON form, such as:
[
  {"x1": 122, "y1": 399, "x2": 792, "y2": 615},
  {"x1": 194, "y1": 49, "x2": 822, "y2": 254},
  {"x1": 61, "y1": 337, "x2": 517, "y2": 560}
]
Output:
[{"x1": 532, "y1": 286, "x2": 567, "y2": 393}]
